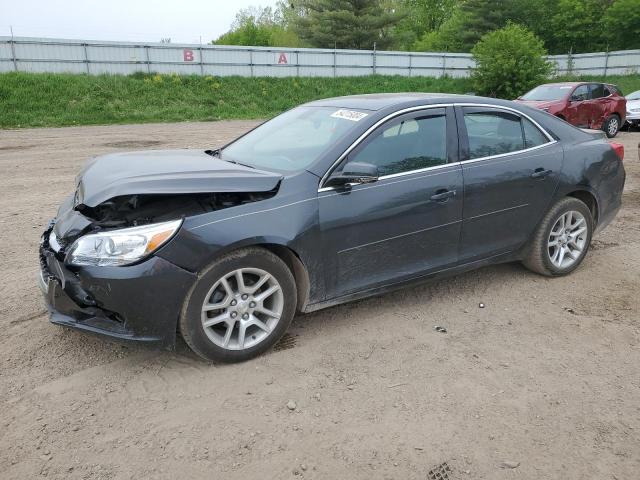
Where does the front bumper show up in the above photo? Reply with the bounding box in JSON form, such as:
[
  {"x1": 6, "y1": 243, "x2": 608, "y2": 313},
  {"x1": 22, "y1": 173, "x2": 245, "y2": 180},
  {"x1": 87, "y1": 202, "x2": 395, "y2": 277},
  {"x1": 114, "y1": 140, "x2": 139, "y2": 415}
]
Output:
[
  {"x1": 39, "y1": 225, "x2": 196, "y2": 349},
  {"x1": 626, "y1": 112, "x2": 640, "y2": 123}
]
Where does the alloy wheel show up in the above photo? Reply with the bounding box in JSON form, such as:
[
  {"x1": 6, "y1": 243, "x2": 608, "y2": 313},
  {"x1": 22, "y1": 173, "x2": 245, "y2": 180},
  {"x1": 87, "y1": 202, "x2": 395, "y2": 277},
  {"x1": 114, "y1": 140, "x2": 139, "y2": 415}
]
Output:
[
  {"x1": 547, "y1": 210, "x2": 588, "y2": 269},
  {"x1": 200, "y1": 268, "x2": 284, "y2": 350},
  {"x1": 608, "y1": 117, "x2": 619, "y2": 137}
]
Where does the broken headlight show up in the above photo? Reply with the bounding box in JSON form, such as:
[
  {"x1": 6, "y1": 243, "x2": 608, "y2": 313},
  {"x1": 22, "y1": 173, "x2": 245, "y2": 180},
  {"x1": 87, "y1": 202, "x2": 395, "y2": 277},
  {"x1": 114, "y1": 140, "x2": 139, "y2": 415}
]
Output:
[{"x1": 66, "y1": 220, "x2": 182, "y2": 267}]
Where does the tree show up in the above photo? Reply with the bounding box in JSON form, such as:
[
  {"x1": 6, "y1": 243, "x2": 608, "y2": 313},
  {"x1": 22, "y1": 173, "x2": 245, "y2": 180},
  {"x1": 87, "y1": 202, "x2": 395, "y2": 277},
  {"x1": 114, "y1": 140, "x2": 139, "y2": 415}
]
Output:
[
  {"x1": 471, "y1": 24, "x2": 553, "y2": 99},
  {"x1": 389, "y1": 0, "x2": 458, "y2": 50},
  {"x1": 291, "y1": 0, "x2": 404, "y2": 49},
  {"x1": 212, "y1": 4, "x2": 305, "y2": 47},
  {"x1": 602, "y1": 0, "x2": 640, "y2": 51},
  {"x1": 458, "y1": 0, "x2": 511, "y2": 50},
  {"x1": 550, "y1": 0, "x2": 612, "y2": 54},
  {"x1": 411, "y1": 0, "x2": 557, "y2": 53},
  {"x1": 412, "y1": 7, "x2": 468, "y2": 51}
]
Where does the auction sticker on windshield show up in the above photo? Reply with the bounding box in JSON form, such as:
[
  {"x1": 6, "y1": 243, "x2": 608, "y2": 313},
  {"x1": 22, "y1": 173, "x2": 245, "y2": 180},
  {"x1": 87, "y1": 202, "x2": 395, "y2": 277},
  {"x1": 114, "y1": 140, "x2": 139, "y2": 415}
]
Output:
[{"x1": 330, "y1": 109, "x2": 369, "y2": 122}]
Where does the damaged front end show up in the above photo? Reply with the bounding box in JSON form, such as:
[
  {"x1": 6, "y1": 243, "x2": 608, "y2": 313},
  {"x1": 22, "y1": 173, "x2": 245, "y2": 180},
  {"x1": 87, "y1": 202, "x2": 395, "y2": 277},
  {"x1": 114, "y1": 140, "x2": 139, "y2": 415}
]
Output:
[
  {"x1": 76, "y1": 190, "x2": 278, "y2": 229},
  {"x1": 39, "y1": 214, "x2": 198, "y2": 347},
  {"x1": 38, "y1": 148, "x2": 283, "y2": 347}
]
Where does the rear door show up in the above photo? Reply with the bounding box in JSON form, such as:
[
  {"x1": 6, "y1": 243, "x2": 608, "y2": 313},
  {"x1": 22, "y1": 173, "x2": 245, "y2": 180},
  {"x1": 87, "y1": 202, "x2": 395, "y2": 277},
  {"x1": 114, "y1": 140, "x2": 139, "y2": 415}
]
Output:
[
  {"x1": 566, "y1": 84, "x2": 590, "y2": 127},
  {"x1": 588, "y1": 83, "x2": 607, "y2": 128},
  {"x1": 319, "y1": 106, "x2": 463, "y2": 298},
  {"x1": 456, "y1": 106, "x2": 563, "y2": 262}
]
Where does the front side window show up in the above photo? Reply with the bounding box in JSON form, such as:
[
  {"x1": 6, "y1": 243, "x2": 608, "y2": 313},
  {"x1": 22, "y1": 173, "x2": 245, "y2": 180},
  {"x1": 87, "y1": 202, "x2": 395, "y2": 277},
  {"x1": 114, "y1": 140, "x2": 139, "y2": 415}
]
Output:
[
  {"x1": 463, "y1": 110, "x2": 524, "y2": 159},
  {"x1": 571, "y1": 85, "x2": 589, "y2": 101},
  {"x1": 349, "y1": 110, "x2": 447, "y2": 176}
]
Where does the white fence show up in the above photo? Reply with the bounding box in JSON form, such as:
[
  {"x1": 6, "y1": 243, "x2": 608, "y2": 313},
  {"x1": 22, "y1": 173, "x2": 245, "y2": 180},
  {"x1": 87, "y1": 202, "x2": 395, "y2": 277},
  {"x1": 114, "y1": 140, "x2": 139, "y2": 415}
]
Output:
[{"x1": 1, "y1": 36, "x2": 640, "y2": 78}]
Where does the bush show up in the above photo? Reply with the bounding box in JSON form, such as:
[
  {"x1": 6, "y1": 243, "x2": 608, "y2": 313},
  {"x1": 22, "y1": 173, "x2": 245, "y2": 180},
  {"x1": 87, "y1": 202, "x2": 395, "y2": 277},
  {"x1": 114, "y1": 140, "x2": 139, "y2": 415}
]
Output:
[{"x1": 471, "y1": 24, "x2": 553, "y2": 99}]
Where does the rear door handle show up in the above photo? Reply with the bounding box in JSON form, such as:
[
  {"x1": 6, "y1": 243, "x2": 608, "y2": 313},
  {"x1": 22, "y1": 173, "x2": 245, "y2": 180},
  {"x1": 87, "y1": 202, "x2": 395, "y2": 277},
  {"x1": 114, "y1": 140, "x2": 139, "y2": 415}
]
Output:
[
  {"x1": 430, "y1": 189, "x2": 456, "y2": 202},
  {"x1": 531, "y1": 168, "x2": 553, "y2": 179}
]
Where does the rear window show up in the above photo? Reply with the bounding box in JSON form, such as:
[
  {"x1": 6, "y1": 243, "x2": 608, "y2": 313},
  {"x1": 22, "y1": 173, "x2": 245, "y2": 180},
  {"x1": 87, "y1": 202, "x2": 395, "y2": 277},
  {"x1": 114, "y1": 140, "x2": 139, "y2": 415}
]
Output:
[{"x1": 607, "y1": 84, "x2": 623, "y2": 96}]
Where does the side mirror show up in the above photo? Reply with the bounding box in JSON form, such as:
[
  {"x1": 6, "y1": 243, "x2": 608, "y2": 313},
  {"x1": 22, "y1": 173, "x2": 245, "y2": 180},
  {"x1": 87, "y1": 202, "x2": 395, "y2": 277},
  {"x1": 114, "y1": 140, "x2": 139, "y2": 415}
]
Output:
[
  {"x1": 327, "y1": 161, "x2": 379, "y2": 188},
  {"x1": 570, "y1": 95, "x2": 581, "y2": 103}
]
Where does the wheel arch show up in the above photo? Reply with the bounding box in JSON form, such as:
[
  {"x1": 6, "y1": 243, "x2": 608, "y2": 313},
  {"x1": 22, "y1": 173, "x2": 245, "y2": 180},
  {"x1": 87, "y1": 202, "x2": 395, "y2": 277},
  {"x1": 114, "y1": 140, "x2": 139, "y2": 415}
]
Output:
[
  {"x1": 567, "y1": 189, "x2": 599, "y2": 225},
  {"x1": 259, "y1": 243, "x2": 311, "y2": 314},
  {"x1": 190, "y1": 234, "x2": 314, "y2": 314}
]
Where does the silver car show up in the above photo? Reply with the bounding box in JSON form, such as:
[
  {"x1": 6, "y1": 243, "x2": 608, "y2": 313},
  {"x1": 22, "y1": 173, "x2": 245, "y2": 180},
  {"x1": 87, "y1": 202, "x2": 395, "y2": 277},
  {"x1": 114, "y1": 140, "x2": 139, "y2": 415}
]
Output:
[{"x1": 626, "y1": 90, "x2": 640, "y2": 128}]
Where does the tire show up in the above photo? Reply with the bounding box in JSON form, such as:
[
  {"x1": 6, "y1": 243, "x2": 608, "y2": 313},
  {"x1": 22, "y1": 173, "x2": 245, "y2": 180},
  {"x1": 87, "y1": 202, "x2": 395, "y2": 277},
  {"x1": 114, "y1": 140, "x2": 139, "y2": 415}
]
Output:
[
  {"x1": 603, "y1": 114, "x2": 620, "y2": 138},
  {"x1": 179, "y1": 247, "x2": 297, "y2": 362},
  {"x1": 522, "y1": 197, "x2": 594, "y2": 277}
]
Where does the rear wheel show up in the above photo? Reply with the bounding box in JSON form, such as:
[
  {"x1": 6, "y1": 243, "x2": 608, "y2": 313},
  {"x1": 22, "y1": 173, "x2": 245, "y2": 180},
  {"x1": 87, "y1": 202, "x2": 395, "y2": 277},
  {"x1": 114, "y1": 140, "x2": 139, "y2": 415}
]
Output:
[
  {"x1": 603, "y1": 114, "x2": 620, "y2": 138},
  {"x1": 180, "y1": 247, "x2": 297, "y2": 362},
  {"x1": 522, "y1": 197, "x2": 593, "y2": 276}
]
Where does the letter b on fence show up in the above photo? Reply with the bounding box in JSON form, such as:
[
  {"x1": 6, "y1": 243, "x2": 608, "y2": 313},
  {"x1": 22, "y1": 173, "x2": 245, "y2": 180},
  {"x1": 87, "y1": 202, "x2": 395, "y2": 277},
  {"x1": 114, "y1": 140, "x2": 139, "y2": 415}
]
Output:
[{"x1": 183, "y1": 49, "x2": 194, "y2": 62}]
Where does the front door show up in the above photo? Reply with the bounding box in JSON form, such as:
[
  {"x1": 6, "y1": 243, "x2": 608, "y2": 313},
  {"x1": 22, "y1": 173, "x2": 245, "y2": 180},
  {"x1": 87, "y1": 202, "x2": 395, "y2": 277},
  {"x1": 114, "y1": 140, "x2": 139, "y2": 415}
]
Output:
[
  {"x1": 457, "y1": 106, "x2": 563, "y2": 262},
  {"x1": 319, "y1": 107, "x2": 463, "y2": 299}
]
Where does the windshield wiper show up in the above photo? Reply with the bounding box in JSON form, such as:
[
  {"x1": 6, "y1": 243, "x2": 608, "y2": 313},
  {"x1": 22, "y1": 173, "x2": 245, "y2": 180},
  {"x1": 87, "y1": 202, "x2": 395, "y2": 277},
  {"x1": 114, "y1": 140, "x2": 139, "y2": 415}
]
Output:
[
  {"x1": 204, "y1": 148, "x2": 256, "y2": 169},
  {"x1": 204, "y1": 148, "x2": 222, "y2": 158}
]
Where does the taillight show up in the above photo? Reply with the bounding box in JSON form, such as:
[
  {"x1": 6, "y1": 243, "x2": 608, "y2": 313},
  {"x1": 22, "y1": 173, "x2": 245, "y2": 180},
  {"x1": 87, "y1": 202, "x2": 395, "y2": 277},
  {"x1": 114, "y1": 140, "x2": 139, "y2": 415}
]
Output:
[{"x1": 610, "y1": 143, "x2": 624, "y2": 160}]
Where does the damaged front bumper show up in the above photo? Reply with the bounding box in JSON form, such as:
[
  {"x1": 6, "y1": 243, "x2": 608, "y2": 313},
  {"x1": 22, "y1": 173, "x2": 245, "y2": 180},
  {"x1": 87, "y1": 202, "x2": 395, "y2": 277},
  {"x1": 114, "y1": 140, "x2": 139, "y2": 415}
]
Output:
[{"x1": 39, "y1": 222, "x2": 196, "y2": 349}]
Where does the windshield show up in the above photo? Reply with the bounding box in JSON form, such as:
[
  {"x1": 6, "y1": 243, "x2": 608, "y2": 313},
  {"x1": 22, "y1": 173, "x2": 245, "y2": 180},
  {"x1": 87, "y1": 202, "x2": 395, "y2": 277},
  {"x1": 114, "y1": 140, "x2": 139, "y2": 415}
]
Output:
[
  {"x1": 521, "y1": 85, "x2": 573, "y2": 101},
  {"x1": 628, "y1": 90, "x2": 640, "y2": 100},
  {"x1": 220, "y1": 106, "x2": 369, "y2": 172}
]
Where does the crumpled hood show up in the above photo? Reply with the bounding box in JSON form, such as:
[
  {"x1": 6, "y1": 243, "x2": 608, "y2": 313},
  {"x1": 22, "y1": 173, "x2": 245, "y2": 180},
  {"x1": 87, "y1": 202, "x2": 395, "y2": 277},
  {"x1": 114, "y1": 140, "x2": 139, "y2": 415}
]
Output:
[
  {"x1": 515, "y1": 99, "x2": 564, "y2": 110},
  {"x1": 75, "y1": 149, "x2": 283, "y2": 208}
]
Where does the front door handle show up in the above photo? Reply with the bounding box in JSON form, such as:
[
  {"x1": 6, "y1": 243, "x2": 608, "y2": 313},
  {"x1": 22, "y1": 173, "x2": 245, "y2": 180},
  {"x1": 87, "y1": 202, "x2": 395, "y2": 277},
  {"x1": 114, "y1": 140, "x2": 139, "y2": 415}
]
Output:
[
  {"x1": 531, "y1": 168, "x2": 553, "y2": 179},
  {"x1": 430, "y1": 189, "x2": 456, "y2": 202}
]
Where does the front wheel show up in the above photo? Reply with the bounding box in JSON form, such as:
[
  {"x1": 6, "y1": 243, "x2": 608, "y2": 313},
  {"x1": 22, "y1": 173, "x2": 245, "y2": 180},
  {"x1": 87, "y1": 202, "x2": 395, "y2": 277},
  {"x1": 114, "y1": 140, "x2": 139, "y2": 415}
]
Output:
[
  {"x1": 179, "y1": 247, "x2": 297, "y2": 362},
  {"x1": 603, "y1": 115, "x2": 620, "y2": 138},
  {"x1": 522, "y1": 197, "x2": 593, "y2": 276}
]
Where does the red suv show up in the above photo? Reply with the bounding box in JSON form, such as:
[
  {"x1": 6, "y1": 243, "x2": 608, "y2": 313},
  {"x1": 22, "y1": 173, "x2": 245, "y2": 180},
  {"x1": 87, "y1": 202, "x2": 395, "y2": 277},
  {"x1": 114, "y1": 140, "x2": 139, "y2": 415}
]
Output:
[{"x1": 515, "y1": 82, "x2": 627, "y2": 138}]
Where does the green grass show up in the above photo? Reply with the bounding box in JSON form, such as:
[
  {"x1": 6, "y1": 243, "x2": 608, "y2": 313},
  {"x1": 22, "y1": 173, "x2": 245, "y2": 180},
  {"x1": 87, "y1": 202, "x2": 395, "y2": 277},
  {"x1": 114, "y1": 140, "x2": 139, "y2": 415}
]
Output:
[{"x1": 1, "y1": 72, "x2": 639, "y2": 129}]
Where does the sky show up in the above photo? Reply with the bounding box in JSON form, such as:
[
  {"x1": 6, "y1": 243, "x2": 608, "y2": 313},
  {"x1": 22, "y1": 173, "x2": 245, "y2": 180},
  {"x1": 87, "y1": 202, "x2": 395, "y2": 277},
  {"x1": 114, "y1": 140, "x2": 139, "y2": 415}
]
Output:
[{"x1": 0, "y1": 0, "x2": 279, "y2": 44}]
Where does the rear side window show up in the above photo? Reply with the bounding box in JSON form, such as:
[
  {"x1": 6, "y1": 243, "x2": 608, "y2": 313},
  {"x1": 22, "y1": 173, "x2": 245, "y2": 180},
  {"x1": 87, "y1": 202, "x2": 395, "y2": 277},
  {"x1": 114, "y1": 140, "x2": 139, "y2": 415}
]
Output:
[
  {"x1": 590, "y1": 84, "x2": 605, "y2": 99},
  {"x1": 522, "y1": 118, "x2": 550, "y2": 148},
  {"x1": 350, "y1": 110, "x2": 447, "y2": 176},
  {"x1": 463, "y1": 110, "x2": 524, "y2": 159}
]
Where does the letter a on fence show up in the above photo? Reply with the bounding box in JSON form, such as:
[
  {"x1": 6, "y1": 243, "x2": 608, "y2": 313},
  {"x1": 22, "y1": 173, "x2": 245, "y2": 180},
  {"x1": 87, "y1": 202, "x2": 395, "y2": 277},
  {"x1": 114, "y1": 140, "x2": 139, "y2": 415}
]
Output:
[{"x1": 277, "y1": 53, "x2": 288, "y2": 65}]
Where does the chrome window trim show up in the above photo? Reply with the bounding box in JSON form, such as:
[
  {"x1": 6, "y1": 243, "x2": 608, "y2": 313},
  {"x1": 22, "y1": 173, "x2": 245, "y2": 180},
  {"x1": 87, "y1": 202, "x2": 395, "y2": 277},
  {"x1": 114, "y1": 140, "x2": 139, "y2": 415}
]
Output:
[
  {"x1": 319, "y1": 164, "x2": 456, "y2": 195},
  {"x1": 318, "y1": 102, "x2": 556, "y2": 192}
]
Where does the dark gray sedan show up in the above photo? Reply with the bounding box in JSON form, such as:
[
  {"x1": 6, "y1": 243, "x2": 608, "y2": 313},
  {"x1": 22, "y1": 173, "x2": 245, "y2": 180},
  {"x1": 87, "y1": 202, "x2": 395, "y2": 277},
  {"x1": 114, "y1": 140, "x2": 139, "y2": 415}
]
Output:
[{"x1": 39, "y1": 93, "x2": 626, "y2": 362}]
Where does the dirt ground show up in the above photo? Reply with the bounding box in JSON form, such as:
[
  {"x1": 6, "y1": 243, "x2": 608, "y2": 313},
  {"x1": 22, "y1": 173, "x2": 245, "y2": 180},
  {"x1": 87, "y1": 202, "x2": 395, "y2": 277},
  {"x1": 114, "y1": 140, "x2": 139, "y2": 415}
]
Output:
[{"x1": 1, "y1": 122, "x2": 639, "y2": 480}]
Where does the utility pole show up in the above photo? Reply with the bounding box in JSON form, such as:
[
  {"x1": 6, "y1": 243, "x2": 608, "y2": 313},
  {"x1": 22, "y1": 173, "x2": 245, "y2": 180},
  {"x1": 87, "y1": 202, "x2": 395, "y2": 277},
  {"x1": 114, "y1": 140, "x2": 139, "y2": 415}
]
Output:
[
  {"x1": 10, "y1": 25, "x2": 18, "y2": 72},
  {"x1": 373, "y1": 42, "x2": 376, "y2": 76}
]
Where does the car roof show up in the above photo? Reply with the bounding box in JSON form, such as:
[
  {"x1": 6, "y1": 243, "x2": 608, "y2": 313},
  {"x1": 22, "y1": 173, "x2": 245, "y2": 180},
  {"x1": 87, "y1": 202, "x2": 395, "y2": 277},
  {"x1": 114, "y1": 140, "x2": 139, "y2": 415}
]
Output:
[
  {"x1": 304, "y1": 92, "x2": 505, "y2": 111},
  {"x1": 538, "y1": 82, "x2": 585, "y2": 87},
  {"x1": 538, "y1": 81, "x2": 620, "y2": 88}
]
